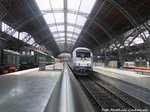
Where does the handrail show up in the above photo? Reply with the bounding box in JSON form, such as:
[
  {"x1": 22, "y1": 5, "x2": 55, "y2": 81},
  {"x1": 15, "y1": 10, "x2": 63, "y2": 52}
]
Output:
[{"x1": 44, "y1": 63, "x2": 94, "y2": 112}]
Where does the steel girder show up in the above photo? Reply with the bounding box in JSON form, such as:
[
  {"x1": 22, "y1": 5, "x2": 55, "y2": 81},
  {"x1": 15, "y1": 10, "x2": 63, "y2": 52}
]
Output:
[
  {"x1": 41, "y1": 9, "x2": 89, "y2": 18},
  {"x1": 64, "y1": 0, "x2": 67, "y2": 51}
]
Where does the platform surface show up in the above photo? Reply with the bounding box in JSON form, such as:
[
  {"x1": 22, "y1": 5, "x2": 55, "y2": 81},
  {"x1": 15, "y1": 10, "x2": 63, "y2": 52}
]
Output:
[
  {"x1": 0, "y1": 63, "x2": 63, "y2": 112},
  {"x1": 93, "y1": 66, "x2": 150, "y2": 106}
]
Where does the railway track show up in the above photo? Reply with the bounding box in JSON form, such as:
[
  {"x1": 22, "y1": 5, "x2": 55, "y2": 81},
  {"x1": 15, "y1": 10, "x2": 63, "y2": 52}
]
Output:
[{"x1": 77, "y1": 75, "x2": 150, "y2": 112}]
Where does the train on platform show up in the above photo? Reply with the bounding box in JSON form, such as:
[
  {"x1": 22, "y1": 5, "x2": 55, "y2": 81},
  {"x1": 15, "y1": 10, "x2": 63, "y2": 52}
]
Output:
[
  {"x1": 19, "y1": 48, "x2": 53, "y2": 69},
  {"x1": 0, "y1": 49, "x2": 20, "y2": 74},
  {"x1": 70, "y1": 47, "x2": 93, "y2": 76},
  {"x1": 0, "y1": 48, "x2": 54, "y2": 75}
]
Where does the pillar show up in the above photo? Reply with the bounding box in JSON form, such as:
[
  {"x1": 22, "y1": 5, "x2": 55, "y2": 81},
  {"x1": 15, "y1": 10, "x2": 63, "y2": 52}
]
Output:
[{"x1": 0, "y1": 19, "x2": 2, "y2": 31}]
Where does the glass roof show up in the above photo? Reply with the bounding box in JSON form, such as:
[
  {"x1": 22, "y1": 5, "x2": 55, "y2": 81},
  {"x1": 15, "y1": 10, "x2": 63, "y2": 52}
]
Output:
[{"x1": 35, "y1": 0, "x2": 96, "y2": 52}]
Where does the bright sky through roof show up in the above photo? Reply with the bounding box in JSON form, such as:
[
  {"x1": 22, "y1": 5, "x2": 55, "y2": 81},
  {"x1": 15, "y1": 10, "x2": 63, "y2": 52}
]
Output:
[{"x1": 35, "y1": 0, "x2": 96, "y2": 52}]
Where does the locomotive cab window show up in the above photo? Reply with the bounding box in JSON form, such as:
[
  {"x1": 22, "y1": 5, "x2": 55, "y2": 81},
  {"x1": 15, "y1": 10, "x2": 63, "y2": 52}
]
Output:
[
  {"x1": 76, "y1": 51, "x2": 91, "y2": 58},
  {"x1": 22, "y1": 51, "x2": 26, "y2": 55},
  {"x1": 31, "y1": 51, "x2": 34, "y2": 55},
  {"x1": 27, "y1": 51, "x2": 30, "y2": 55}
]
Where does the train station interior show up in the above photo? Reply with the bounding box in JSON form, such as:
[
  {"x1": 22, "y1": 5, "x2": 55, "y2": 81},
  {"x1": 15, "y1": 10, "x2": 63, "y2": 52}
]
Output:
[{"x1": 0, "y1": 0, "x2": 150, "y2": 112}]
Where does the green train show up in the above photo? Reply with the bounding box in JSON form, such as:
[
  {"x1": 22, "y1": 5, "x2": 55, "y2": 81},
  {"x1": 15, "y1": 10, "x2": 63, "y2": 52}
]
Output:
[
  {"x1": 20, "y1": 49, "x2": 54, "y2": 69},
  {"x1": 0, "y1": 35, "x2": 21, "y2": 74},
  {"x1": 0, "y1": 49, "x2": 20, "y2": 74}
]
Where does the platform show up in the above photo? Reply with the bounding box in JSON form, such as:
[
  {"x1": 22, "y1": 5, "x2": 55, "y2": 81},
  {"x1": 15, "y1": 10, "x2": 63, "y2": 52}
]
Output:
[
  {"x1": 93, "y1": 66, "x2": 150, "y2": 106},
  {"x1": 0, "y1": 63, "x2": 63, "y2": 112}
]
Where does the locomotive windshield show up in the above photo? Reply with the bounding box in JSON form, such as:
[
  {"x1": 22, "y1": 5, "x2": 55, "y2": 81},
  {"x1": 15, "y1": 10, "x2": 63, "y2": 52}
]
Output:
[{"x1": 76, "y1": 51, "x2": 91, "y2": 58}]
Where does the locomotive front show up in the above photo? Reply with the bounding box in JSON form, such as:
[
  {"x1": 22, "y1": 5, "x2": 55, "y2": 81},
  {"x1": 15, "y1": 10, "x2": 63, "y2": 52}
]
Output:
[{"x1": 72, "y1": 47, "x2": 93, "y2": 75}]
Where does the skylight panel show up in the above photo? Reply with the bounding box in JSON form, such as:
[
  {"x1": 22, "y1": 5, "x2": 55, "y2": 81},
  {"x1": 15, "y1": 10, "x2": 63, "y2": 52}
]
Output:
[
  {"x1": 67, "y1": 41, "x2": 75, "y2": 44},
  {"x1": 60, "y1": 38, "x2": 65, "y2": 41},
  {"x1": 49, "y1": 26, "x2": 57, "y2": 32},
  {"x1": 20, "y1": 32, "x2": 28, "y2": 40},
  {"x1": 55, "y1": 37, "x2": 67, "y2": 41},
  {"x1": 54, "y1": 13, "x2": 64, "y2": 23},
  {"x1": 27, "y1": 38, "x2": 35, "y2": 45},
  {"x1": 53, "y1": 33, "x2": 59, "y2": 38},
  {"x1": 57, "y1": 26, "x2": 64, "y2": 31},
  {"x1": 67, "y1": 38, "x2": 76, "y2": 42},
  {"x1": 67, "y1": 13, "x2": 77, "y2": 24},
  {"x1": 76, "y1": 16, "x2": 87, "y2": 26},
  {"x1": 72, "y1": 35, "x2": 78, "y2": 38},
  {"x1": 67, "y1": 26, "x2": 74, "y2": 32},
  {"x1": 67, "y1": 37, "x2": 77, "y2": 40},
  {"x1": 2, "y1": 22, "x2": 9, "y2": 32},
  {"x1": 74, "y1": 28, "x2": 81, "y2": 33},
  {"x1": 35, "y1": 0, "x2": 96, "y2": 52},
  {"x1": 133, "y1": 38, "x2": 144, "y2": 44},
  {"x1": 12, "y1": 31, "x2": 19, "y2": 38},
  {"x1": 67, "y1": 33, "x2": 73, "y2": 37},
  {"x1": 80, "y1": 0, "x2": 96, "y2": 13},
  {"x1": 35, "y1": 0, "x2": 50, "y2": 10},
  {"x1": 52, "y1": 31, "x2": 59, "y2": 35},
  {"x1": 51, "y1": 0, "x2": 64, "y2": 9},
  {"x1": 67, "y1": 38, "x2": 72, "y2": 41},
  {"x1": 58, "y1": 33, "x2": 64, "y2": 37},
  {"x1": 44, "y1": 14, "x2": 55, "y2": 24},
  {"x1": 22, "y1": 36, "x2": 30, "y2": 42},
  {"x1": 141, "y1": 30, "x2": 149, "y2": 38},
  {"x1": 36, "y1": 44, "x2": 40, "y2": 48},
  {"x1": 68, "y1": 0, "x2": 81, "y2": 10}
]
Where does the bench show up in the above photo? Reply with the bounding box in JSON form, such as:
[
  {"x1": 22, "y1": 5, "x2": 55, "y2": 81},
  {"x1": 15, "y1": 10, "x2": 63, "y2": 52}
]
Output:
[{"x1": 134, "y1": 69, "x2": 150, "y2": 74}]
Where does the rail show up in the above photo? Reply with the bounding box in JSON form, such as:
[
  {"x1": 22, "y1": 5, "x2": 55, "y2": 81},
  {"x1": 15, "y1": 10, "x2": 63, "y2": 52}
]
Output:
[{"x1": 44, "y1": 63, "x2": 94, "y2": 112}]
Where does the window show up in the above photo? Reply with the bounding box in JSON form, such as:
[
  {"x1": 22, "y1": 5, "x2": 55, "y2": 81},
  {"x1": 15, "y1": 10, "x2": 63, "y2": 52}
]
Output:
[
  {"x1": 22, "y1": 51, "x2": 26, "y2": 55},
  {"x1": 31, "y1": 51, "x2": 34, "y2": 55},
  {"x1": 76, "y1": 51, "x2": 91, "y2": 58},
  {"x1": 27, "y1": 51, "x2": 30, "y2": 55}
]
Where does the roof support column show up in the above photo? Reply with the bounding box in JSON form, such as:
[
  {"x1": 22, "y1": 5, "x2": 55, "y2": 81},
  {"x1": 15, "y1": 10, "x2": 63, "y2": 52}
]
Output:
[
  {"x1": 64, "y1": 0, "x2": 67, "y2": 52},
  {"x1": 18, "y1": 32, "x2": 20, "y2": 40},
  {"x1": 0, "y1": 19, "x2": 2, "y2": 31},
  {"x1": 117, "y1": 48, "x2": 126, "y2": 68}
]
